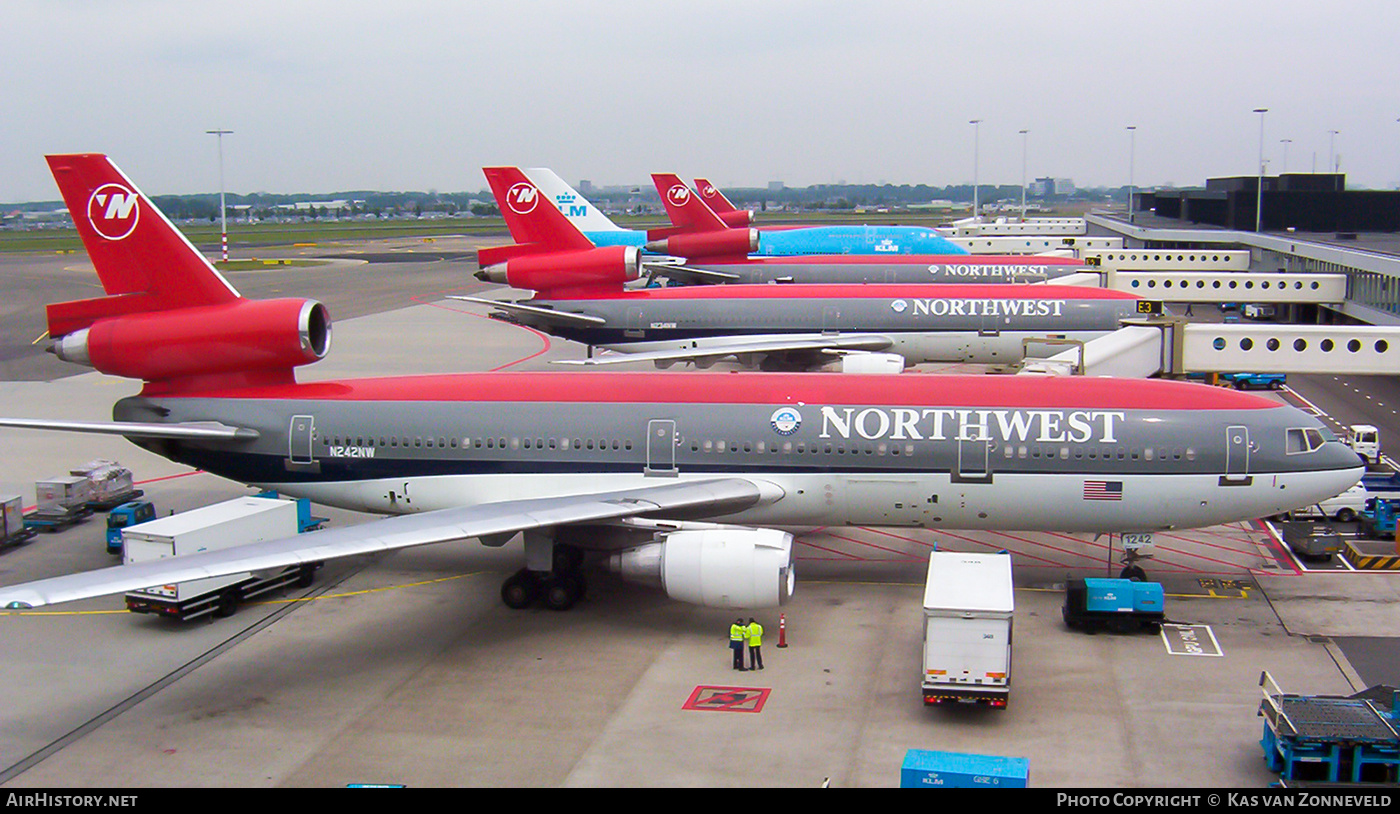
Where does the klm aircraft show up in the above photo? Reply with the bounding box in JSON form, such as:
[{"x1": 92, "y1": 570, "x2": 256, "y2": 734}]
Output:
[{"x1": 522, "y1": 168, "x2": 968, "y2": 257}]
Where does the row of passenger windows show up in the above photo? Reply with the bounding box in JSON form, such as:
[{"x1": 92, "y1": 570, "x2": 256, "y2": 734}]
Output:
[
  {"x1": 319, "y1": 434, "x2": 1207, "y2": 462},
  {"x1": 321, "y1": 435, "x2": 635, "y2": 452}
]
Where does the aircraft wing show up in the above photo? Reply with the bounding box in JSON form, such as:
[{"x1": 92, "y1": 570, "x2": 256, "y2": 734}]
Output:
[
  {"x1": 0, "y1": 478, "x2": 767, "y2": 610},
  {"x1": 552, "y1": 334, "x2": 896, "y2": 367},
  {"x1": 0, "y1": 418, "x2": 258, "y2": 441},
  {"x1": 642, "y1": 262, "x2": 741, "y2": 284},
  {"x1": 448, "y1": 296, "x2": 607, "y2": 326}
]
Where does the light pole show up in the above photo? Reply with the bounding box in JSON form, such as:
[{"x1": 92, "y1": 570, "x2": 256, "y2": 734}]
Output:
[
  {"x1": 1019, "y1": 129, "x2": 1029, "y2": 221},
  {"x1": 1254, "y1": 109, "x2": 1268, "y2": 233},
  {"x1": 969, "y1": 119, "x2": 982, "y2": 221},
  {"x1": 1126, "y1": 126, "x2": 1136, "y2": 224},
  {"x1": 1280, "y1": 138, "x2": 1292, "y2": 175},
  {"x1": 1329, "y1": 129, "x2": 1340, "y2": 175},
  {"x1": 206, "y1": 129, "x2": 233, "y2": 263}
]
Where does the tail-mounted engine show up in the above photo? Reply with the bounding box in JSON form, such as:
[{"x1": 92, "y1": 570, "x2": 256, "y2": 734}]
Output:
[
  {"x1": 475, "y1": 245, "x2": 642, "y2": 296},
  {"x1": 50, "y1": 298, "x2": 330, "y2": 391},
  {"x1": 644, "y1": 228, "x2": 759, "y2": 259},
  {"x1": 606, "y1": 522, "x2": 795, "y2": 608}
]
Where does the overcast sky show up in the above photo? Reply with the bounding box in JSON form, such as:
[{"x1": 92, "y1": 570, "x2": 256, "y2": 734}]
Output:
[{"x1": 4, "y1": 0, "x2": 1398, "y2": 202}]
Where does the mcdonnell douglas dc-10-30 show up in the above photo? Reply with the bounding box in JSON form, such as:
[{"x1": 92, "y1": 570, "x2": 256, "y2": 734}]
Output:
[
  {"x1": 523, "y1": 166, "x2": 969, "y2": 258},
  {"x1": 524, "y1": 167, "x2": 1086, "y2": 284},
  {"x1": 462, "y1": 167, "x2": 1135, "y2": 371},
  {"x1": 0, "y1": 154, "x2": 1363, "y2": 617},
  {"x1": 642, "y1": 171, "x2": 1089, "y2": 284}
]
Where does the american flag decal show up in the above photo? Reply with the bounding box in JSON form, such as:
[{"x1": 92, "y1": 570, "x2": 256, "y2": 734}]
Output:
[{"x1": 1083, "y1": 480, "x2": 1123, "y2": 501}]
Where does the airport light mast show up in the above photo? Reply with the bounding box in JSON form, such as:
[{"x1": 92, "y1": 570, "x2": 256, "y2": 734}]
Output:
[
  {"x1": 969, "y1": 119, "x2": 982, "y2": 221},
  {"x1": 1280, "y1": 138, "x2": 1292, "y2": 175},
  {"x1": 1019, "y1": 129, "x2": 1029, "y2": 221},
  {"x1": 1329, "y1": 129, "x2": 1340, "y2": 175},
  {"x1": 1125, "y1": 126, "x2": 1136, "y2": 225},
  {"x1": 206, "y1": 128, "x2": 233, "y2": 263},
  {"x1": 1253, "y1": 109, "x2": 1268, "y2": 233}
]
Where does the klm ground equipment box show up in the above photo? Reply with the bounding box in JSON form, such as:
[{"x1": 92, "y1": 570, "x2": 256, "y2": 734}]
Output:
[
  {"x1": 900, "y1": 749, "x2": 1029, "y2": 788},
  {"x1": 1062, "y1": 578, "x2": 1164, "y2": 633}
]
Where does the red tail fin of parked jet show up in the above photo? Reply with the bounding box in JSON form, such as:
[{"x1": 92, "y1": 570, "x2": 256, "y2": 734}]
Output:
[
  {"x1": 43, "y1": 154, "x2": 330, "y2": 394},
  {"x1": 645, "y1": 173, "x2": 758, "y2": 258},
  {"x1": 476, "y1": 167, "x2": 641, "y2": 296},
  {"x1": 693, "y1": 178, "x2": 752, "y2": 227}
]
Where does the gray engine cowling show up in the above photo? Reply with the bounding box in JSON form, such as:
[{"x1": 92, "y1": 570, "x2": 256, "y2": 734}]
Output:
[{"x1": 606, "y1": 523, "x2": 795, "y2": 608}]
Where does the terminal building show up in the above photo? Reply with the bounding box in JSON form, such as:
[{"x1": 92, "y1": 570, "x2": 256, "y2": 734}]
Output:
[{"x1": 1110, "y1": 175, "x2": 1400, "y2": 328}]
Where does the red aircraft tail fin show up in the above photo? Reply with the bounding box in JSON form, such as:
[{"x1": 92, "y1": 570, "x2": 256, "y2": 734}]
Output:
[
  {"x1": 695, "y1": 178, "x2": 753, "y2": 228},
  {"x1": 43, "y1": 154, "x2": 329, "y2": 393},
  {"x1": 44, "y1": 154, "x2": 242, "y2": 337},
  {"x1": 651, "y1": 173, "x2": 728, "y2": 233},
  {"x1": 481, "y1": 167, "x2": 595, "y2": 263}
]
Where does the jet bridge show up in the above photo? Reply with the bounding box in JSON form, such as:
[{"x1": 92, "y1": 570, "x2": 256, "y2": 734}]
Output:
[
  {"x1": 1099, "y1": 270, "x2": 1349, "y2": 304},
  {"x1": 1019, "y1": 319, "x2": 1400, "y2": 379},
  {"x1": 1042, "y1": 270, "x2": 1350, "y2": 304}
]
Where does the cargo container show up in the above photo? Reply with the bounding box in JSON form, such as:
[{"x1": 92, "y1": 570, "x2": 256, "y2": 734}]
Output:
[
  {"x1": 68, "y1": 459, "x2": 141, "y2": 510},
  {"x1": 0, "y1": 495, "x2": 34, "y2": 548},
  {"x1": 122, "y1": 496, "x2": 319, "y2": 621},
  {"x1": 921, "y1": 551, "x2": 1013, "y2": 707},
  {"x1": 900, "y1": 749, "x2": 1029, "y2": 788}
]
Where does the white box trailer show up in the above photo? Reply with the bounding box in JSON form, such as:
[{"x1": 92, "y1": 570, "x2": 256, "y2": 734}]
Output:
[
  {"x1": 123, "y1": 496, "x2": 318, "y2": 621},
  {"x1": 921, "y1": 551, "x2": 1014, "y2": 708}
]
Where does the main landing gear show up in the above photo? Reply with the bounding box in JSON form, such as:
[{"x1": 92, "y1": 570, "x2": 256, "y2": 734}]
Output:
[{"x1": 500, "y1": 541, "x2": 588, "y2": 612}]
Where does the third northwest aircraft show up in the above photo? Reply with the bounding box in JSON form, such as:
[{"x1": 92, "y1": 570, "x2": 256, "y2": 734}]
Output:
[{"x1": 461, "y1": 167, "x2": 1132, "y2": 371}]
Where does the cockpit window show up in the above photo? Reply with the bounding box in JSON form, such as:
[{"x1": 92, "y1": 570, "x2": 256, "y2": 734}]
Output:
[{"x1": 1286, "y1": 428, "x2": 1326, "y2": 454}]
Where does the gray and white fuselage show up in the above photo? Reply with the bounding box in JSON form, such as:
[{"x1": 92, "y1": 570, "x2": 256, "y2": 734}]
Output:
[
  {"x1": 118, "y1": 372, "x2": 1364, "y2": 534},
  {"x1": 482, "y1": 284, "x2": 1141, "y2": 366}
]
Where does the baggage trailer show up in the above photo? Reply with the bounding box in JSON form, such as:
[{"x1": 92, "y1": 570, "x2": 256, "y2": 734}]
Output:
[
  {"x1": 1259, "y1": 671, "x2": 1400, "y2": 785},
  {"x1": 920, "y1": 551, "x2": 1013, "y2": 708},
  {"x1": 24, "y1": 475, "x2": 94, "y2": 532},
  {"x1": 122, "y1": 496, "x2": 321, "y2": 621},
  {"x1": 1062, "y1": 578, "x2": 1165, "y2": 633},
  {"x1": 69, "y1": 460, "x2": 142, "y2": 511},
  {"x1": 0, "y1": 495, "x2": 36, "y2": 549}
]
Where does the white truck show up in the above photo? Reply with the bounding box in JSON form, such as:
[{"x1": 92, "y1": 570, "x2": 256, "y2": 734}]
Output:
[
  {"x1": 123, "y1": 496, "x2": 320, "y2": 621},
  {"x1": 921, "y1": 551, "x2": 1014, "y2": 708},
  {"x1": 1345, "y1": 424, "x2": 1381, "y2": 465}
]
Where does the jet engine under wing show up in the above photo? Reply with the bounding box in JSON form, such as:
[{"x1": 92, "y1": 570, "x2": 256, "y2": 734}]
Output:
[
  {"x1": 0, "y1": 478, "x2": 768, "y2": 610},
  {"x1": 552, "y1": 333, "x2": 897, "y2": 367},
  {"x1": 0, "y1": 417, "x2": 258, "y2": 441},
  {"x1": 448, "y1": 296, "x2": 607, "y2": 326}
]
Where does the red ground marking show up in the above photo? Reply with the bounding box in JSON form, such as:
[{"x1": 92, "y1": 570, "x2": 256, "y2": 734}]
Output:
[
  {"x1": 426, "y1": 295, "x2": 553, "y2": 371},
  {"x1": 683, "y1": 685, "x2": 771, "y2": 713}
]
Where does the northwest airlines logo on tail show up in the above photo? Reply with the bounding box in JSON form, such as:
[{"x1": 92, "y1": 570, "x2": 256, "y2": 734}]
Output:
[
  {"x1": 86, "y1": 183, "x2": 139, "y2": 240},
  {"x1": 506, "y1": 182, "x2": 539, "y2": 215},
  {"x1": 666, "y1": 184, "x2": 692, "y2": 206}
]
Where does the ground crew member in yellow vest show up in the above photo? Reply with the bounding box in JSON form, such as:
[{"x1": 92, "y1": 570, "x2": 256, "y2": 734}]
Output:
[
  {"x1": 730, "y1": 618, "x2": 747, "y2": 670},
  {"x1": 746, "y1": 617, "x2": 764, "y2": 670}
]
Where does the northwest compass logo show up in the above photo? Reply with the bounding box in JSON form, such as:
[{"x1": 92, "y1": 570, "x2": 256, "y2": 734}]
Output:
[
  {"x1": 770, "y1": 407, "x2": 802, "y2": 435},
  {"x1": 506, "y1": 182, "x2": 539, "y2": 214},
  {"x1": 87, "y1": 183, "x2": 140, "y2": 240}
]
